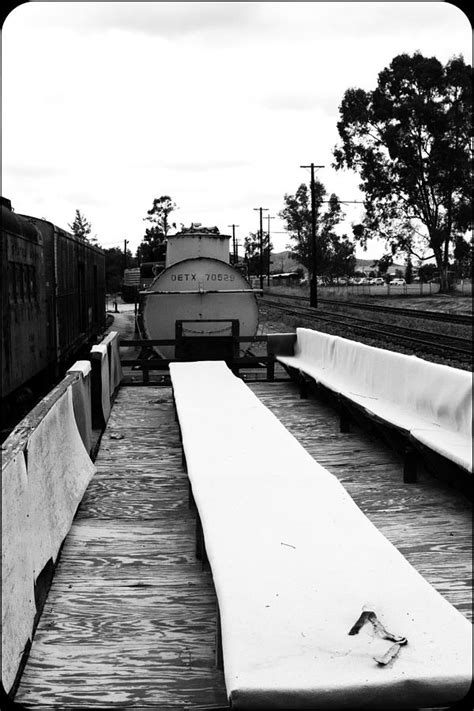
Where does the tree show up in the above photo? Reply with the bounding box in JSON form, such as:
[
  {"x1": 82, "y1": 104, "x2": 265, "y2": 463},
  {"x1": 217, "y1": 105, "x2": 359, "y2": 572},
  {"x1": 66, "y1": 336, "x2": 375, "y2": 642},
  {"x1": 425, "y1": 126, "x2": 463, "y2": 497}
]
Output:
[
  {"x1": 279, "y1": 182, "x2": 356, "y2": 278},
  {"x1": 104, "y1": 247, "x2": 135, "y2": 293},
  {"x1": 144, "y1": 195, "x2": 177, "y2": 237},
  {"x1": 136, "y1": 195, "x2": 178, "y2": 262},
  {"x1": 136, "y1": 225, "x2": 167, "y2": 263},
  {"x1": 333, "y1": 53, "x2": 472, "y2": 292},
  {"x1": 244, "y1": 232, "x2": 272, "y2": 277},
  {"x1": 69, "y1": 209, "x2": 98, "y2": 243},
  {"x1": 373, "y1": 254, "x2": 393, "y2": 276}
]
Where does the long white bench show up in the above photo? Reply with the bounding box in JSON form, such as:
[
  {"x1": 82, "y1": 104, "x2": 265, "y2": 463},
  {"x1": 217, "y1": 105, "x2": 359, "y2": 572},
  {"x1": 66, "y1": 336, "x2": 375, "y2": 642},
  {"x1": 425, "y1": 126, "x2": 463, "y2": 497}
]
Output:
[
  {"x1": 170, "y1": 361, "x2": 472, "y2": 710},
  {"x1": 274, "y1": 328, "x2": 472, "y2": 475}
]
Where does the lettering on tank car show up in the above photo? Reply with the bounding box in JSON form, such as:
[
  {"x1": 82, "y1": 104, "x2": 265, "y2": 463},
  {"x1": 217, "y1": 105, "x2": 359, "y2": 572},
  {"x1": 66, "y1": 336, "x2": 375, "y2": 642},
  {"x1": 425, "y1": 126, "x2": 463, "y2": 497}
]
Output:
[
  {"x1": 170, "y1": 273, "x2": 197, "y2": 281},
  {"x1": 205, "y1": 273, "x2": 235, "y2": 281}
]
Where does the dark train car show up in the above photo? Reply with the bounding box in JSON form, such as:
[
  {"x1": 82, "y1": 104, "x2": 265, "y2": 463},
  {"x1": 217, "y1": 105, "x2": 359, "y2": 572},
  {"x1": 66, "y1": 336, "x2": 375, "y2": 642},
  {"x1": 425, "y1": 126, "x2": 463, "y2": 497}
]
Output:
[
  {"x1": 1, "y1": 199, "x2": 50, "y2": 399},
  {"x1": 1, "y1": 198, "x2": 106, "y2": 423},
  {"x1": 25, "y1": 215, "x2": 105, "y2": 362}
]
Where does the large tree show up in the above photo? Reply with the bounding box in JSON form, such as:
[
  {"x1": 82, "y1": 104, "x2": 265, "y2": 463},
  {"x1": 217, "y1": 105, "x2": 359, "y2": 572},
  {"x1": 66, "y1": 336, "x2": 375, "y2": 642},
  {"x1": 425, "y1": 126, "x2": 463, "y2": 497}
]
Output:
[
  {"x1": 244, "y1": 232, "x2": 272, "y2": 277},
  {"x1": 279, "y1": 182, "x2": 356, "y2": 278},
  {"x1": 104, "y1": 246, "x2": 135, "y2": 293},
  {"x1": 333, "y1": 52, "x2": 472, "y2": 292},
  {"x1": 137, "y1": 195, "x2": 177, "y2": 262},
  {"x1": 144, "y1": 195, "x2": 177, "y2": 237}
]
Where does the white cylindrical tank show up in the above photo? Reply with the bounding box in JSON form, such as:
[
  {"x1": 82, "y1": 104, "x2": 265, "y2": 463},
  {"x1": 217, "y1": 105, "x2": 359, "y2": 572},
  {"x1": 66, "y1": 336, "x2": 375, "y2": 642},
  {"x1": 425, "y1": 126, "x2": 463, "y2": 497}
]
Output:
[
  {"x1": 142, "y1": 257, "x2": 258, "y2": 359},
  {"x1": 166, "y1": 230, "x2": 230, "y2": 267}
]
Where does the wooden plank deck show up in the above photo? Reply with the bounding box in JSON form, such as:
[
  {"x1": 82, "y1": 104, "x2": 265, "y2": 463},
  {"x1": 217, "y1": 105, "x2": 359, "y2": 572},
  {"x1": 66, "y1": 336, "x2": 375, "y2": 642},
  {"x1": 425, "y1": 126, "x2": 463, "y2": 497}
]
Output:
[
  {"x1": 15, "y1": 387, "x2": 227, "y2": 709},
  {"x1": 14, "y1": 375, "x2": 471, "y2": 708}
]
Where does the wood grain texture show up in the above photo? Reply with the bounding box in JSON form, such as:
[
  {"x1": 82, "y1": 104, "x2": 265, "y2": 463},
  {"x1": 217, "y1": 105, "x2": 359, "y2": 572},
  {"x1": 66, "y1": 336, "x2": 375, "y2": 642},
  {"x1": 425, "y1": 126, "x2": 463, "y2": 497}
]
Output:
[
  {"x1": 15, "y1": 378, "x2": 472, "y2": 709},
  {"x1": 15, "y1": 386, "x2": 227, "y2": 709},
  {"x1": 248, "y1": 380, "x2": 472, "y2": 623}
]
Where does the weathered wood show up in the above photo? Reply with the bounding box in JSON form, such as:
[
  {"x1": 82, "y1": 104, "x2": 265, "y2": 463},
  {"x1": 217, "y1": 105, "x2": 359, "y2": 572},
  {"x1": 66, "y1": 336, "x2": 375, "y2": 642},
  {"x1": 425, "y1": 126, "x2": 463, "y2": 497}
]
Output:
[
  {"x1": 14, "y1": 378, "x2": 471, "y2": 709},
  {"x1": 15, "y1": 386, "x2": 227, "y2": 708},
  {"x1": 248, "y1": 380, "x2": 472, "y2": 623}
]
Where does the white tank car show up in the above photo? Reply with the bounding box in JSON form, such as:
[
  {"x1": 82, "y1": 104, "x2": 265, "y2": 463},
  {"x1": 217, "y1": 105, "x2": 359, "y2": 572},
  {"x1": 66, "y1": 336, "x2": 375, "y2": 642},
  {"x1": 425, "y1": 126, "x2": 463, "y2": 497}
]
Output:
[{"x1": 142, "y1": 227, "x2": 259, "y2": 359}]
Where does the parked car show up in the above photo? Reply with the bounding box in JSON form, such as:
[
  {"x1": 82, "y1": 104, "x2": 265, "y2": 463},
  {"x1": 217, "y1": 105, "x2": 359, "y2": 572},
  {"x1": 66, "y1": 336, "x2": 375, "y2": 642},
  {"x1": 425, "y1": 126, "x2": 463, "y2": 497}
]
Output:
[
  {"x1": 390, "y1": 278, "x2": 406, "y2": 285},
  {"x1": 370, "y1": 277, "x2": 385, "y2": 285}
]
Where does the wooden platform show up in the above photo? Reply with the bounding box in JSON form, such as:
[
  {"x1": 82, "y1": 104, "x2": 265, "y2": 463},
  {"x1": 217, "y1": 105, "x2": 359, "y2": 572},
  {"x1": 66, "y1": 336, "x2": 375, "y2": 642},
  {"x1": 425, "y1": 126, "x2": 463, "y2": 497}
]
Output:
[{"x1": 14, "y1": 377, "x2": 472, "y2": 708}]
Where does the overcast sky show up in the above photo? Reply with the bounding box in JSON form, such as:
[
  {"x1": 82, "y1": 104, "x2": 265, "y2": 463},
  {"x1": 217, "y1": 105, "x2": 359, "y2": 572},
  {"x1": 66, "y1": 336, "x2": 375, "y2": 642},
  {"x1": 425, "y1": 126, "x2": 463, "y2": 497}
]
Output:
[{"x1": 2, "y1": 2, "x2": 471, "y2": 259}]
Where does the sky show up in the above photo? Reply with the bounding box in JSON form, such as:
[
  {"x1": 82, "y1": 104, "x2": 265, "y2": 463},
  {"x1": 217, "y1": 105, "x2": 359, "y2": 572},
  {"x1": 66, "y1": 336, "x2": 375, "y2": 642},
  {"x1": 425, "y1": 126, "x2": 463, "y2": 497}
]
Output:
[{"x1": 2, "y1": 1, "x2": 471, "y2": 260}]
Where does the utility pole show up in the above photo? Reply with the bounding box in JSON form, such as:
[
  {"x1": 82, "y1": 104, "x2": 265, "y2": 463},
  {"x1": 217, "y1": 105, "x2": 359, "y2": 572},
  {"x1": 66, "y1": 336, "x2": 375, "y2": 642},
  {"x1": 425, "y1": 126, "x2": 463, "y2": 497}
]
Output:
[
  {"x1": 266, "y1": 215, "x2": 275, "y2": 287},
  {"x1": 228, "y1": 224, "x2": 239, "y2": 264},
  {"x1": 123, "y1": 239, "x2": 128, "y2": 272},
  {"x1": 300, "y1": 163, "x2": 324, "y2": 307},
  {"x1": 253, "y1": 207, "x2": 268, "y2": 290}
]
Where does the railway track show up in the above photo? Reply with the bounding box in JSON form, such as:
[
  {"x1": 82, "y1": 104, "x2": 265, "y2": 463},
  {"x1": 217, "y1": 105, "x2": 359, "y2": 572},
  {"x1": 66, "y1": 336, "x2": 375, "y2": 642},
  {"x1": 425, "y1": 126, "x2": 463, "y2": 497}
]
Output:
[
  {"x1": 262, "y1": 291, "x2": 472, "y2": 325},
  {"x1": 259, "y1": 295, "x2": 472, "y2": 358}
]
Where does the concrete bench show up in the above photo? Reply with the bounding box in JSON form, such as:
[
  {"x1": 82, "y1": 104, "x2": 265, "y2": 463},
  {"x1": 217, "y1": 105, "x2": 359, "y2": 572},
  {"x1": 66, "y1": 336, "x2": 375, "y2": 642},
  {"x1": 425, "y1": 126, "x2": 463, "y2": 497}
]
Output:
[
  {"x1": 169, "y1": 360, "x2": 471, "y2": 710},
  {"x1": 274, "y1": 328, "x2": 472, "y2": 477}
]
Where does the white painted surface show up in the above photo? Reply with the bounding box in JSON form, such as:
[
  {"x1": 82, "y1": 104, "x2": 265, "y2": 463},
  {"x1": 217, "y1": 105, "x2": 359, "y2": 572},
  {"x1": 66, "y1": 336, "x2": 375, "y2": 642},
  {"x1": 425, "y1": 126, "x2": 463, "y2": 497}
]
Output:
[
  {"x1": 1, "y1": 452, "x2": 36, "y2": 695},
  {"x1": 166, "y1": 233, "x2": 230, "y2": 266},
  {"x1": 278, "y1": 328, "x2": 472, "y2": 472},
  {"x1": 2, "y1": 386, "x2": 96, "y2": 694},
  {"x1": 67, "y1": 362, "x2": 93, "y2": 455},
  {"x1": 170, "y1": 361, "x2": 472, "y2": 709}
]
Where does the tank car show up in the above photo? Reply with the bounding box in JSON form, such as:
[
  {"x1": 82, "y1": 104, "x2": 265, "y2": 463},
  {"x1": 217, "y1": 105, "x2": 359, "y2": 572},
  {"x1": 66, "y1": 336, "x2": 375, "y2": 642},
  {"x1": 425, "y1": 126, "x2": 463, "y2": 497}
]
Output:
[
  {"x1": 141, "y1": 226, "x2": 259, "y2": 361},
  {"x1": 1, "y1": 197, "x2": 106, "y2": 429}
]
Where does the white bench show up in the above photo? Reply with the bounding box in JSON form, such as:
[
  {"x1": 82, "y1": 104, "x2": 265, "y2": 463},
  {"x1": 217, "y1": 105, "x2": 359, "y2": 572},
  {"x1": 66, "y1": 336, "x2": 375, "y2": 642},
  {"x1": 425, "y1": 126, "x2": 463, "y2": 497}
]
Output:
[
  {"x1": 274, "y1": 328, "x2": 472, "y2": 477},
  {"x1": 170, "y1": 361, "x2": 472, "y2": 710}
]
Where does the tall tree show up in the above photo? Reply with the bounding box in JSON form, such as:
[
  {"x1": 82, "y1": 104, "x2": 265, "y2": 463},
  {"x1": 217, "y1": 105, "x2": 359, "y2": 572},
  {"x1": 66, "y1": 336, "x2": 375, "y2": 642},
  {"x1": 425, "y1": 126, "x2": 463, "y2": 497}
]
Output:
[
  {"x1": 333, "y1": 52, "x2": 472, "y2": 292},
  {"x1": 144, "y1": 195, "x2": 177, "y2": 237},
  {"x1": 104, "y1": 247, "x2": 135, "y2": 293},
  {"x1": 69, "y1": 209, "x2": 98, "y2": 243},
  {"x1": 279, "y1": 182, "x2": 355, "y2": 278},
  {"x1": 137, "y1": 195, "x2": 178, "y2": 262},
  {"x1": 244, "y1": 232, "x2": 272, "y2": 277}
]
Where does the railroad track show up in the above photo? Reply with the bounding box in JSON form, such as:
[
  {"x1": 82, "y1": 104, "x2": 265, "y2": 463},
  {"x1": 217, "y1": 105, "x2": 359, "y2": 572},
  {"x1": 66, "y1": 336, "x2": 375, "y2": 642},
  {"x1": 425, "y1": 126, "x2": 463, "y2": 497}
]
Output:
[
  {"x1": 262, "y1": 291, "x2": 472, "y2": 326},
  {"x1": 259, "y1": 295, "x2": 472, "y2": 357}
]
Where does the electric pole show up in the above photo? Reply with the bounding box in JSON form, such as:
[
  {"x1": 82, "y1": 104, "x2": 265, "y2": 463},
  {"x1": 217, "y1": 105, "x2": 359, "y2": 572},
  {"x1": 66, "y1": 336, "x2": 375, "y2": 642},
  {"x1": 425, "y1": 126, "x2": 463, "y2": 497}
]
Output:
[
  {"x1": 228, "y1": 224, "x2": 239, "y2": 264},
  {"x1": 300, "y1": 163, "x2": 324, "y2": 307},
  {"x1": 253, "y1": 207, "x2": 268, "y2": 290},
  {"x1": 124, "y1": 239, "x2": 128, "y2": 272},
  {"x1": 266, "y1": 215, "x2": 275, "y2": 287}
]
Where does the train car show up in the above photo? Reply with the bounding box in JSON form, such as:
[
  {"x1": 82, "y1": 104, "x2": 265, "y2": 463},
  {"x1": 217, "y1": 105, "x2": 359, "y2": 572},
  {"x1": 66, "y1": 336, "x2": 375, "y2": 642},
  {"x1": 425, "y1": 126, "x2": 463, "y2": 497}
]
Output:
[
  {"x1": 1, "y1": 198, "x2": 106, "y2": 426},
  {"x1": 121, "y1": 267, "x2": 140, "y2": 303},
  {"x1": 141, "y1": 226, "x2": 259, "y2": 360}
]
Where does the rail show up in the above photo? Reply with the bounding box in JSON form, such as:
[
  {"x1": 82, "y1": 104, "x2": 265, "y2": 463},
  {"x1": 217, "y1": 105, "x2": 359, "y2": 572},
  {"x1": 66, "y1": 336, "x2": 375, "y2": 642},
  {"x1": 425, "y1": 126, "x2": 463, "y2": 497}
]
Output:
[
  {"x1": 262, "y1": 291, "x2": 472, "y2": 325},
  {"x1": 260, "y1": 296, "x2": 472, "y2": 357}
]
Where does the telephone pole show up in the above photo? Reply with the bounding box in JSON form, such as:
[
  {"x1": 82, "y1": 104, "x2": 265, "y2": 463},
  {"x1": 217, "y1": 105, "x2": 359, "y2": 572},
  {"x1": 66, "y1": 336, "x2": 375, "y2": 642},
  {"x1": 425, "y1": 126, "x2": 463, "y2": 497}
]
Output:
[
  {"x1": 300, "y1": 163, "x2": 324, "y2": 307},
  {"x1": 123, "y1": 239, "x2": 129, "y2": 271},
  {"x1": 253, "y1": 207, "x2": 268, "y2": 290},
  {"x1": 228, "y1": 224, "x2": 239, "y2": 264},
  {"x1": 266, "y1": 215, "x2": 275, "y2": 287}
]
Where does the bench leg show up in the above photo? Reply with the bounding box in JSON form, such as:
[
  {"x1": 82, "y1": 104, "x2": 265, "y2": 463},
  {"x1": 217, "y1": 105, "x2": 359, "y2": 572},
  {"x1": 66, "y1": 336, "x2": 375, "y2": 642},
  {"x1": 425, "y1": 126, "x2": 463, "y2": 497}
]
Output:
[
  {"x1": 266, "y1": 356, "x2": 275, "y2": 382},
  {"x1": 188, "y1": 479, "x2": 196, "y2": 510},
  {"x1": 215, "y1": 600, "x2": 223, "y2": 670},
  {"x1": 403, "y1": 444, "x2": 418, "y2": 483},
  {"x1": 339, "y1": 399, "x2": 351, "y2": 433},
  {"x1": 195, "y1": 514, "x2": 203, "y2": 560},
  {"x1": 299, "y1": 373, "x2": 309, "y2": 399}
]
